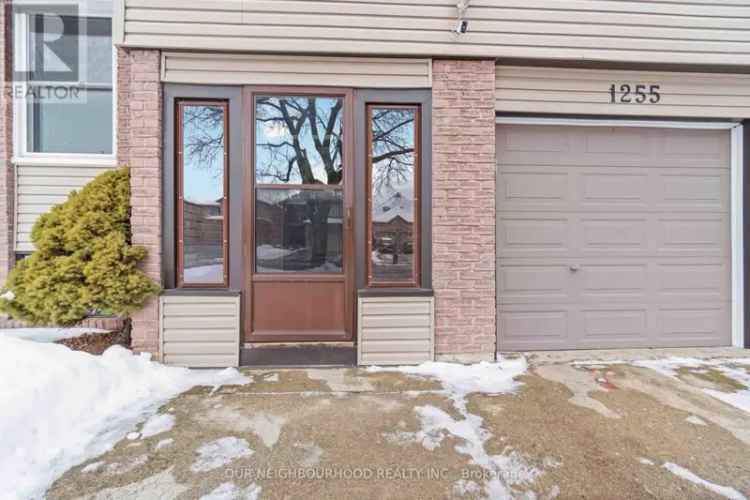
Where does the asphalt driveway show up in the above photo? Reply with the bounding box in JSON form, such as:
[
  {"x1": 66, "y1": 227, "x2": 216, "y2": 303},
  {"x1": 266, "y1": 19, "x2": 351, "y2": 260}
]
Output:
[{"x1": 48, "y1": 348, "x2": 750, "y2": 500}]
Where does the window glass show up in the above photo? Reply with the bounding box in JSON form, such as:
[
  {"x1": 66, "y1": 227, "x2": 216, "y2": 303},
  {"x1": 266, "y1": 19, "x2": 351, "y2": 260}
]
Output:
[
  {"x1": 369, "y1": 107, "x2": 418, "y2": 285},
  {"x1": 25, "y1": 15, "x2": 113, "y2": 154},
  {"x1": 255, "y1": 96, "x2": 344, "y2": 185},
  {"x1": 28, "y1": 87, "x2": 112, "y2": 154},
  {"x1": 255, "y1": 189, "x2": 343, "y2": 273},
  {"x1": 180, "y1": 104, "x2": 227, "y2": 286}
]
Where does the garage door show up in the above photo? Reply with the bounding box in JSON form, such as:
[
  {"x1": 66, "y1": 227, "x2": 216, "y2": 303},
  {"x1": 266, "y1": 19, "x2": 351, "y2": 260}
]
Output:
[{"x1": 496, "y1": 123, "x2": 732, "y2": 350}]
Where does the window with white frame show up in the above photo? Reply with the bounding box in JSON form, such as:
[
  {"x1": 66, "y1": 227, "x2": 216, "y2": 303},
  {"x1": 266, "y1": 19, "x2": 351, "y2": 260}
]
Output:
[{"x1": 14, "y1": 3, "x2": 114, "y2": 158}]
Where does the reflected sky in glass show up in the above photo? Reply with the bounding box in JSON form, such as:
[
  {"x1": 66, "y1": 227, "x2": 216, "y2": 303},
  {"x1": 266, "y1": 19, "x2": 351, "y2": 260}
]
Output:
[
  {"x1": 255, "y1": 96, "x2": 343, "y2": 185},
  {"x1": 182, "y1": 105, "x2": 225, "y2": 205}
]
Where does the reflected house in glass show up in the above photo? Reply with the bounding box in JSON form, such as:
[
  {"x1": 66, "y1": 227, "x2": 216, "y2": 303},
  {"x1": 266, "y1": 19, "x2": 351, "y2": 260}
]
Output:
[
  {"x1": 371, "y1": 189, "x2": 414, "y2": 282},
  {"x1": 255, "y1": 189, "x2": 343, "y2": 273}
]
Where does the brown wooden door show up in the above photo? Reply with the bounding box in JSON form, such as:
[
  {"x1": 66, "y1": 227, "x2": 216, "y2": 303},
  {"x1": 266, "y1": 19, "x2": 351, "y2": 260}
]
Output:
[{"x1": 244, "y1": 87, "x2": 354, "y2": 342}]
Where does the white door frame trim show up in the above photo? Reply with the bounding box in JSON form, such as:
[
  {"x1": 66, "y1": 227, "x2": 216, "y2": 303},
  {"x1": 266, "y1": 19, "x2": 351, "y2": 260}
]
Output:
[{"x1": 496, "y1": 116, "x2": 745, "y2": 348}]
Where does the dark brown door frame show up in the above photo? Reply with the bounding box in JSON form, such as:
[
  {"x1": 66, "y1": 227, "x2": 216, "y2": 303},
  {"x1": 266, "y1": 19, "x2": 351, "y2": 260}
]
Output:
[{"x1": 242, "y1": 86, "x2": 355, "y2": 343}]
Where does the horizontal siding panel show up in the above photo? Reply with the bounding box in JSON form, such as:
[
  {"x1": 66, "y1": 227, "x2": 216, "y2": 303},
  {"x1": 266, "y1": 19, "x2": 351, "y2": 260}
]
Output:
[
  {"x1": 163, "y1": 316, "x2": 237, "y2": 330},
  {"x1": 161, "y1": 52, "x2": 431, "y2": 88},
  {"x1": 160, "y1": 295, "x2": 240, "y2": 367},
  {"x1": 360, "y1": 340, "x2": 432, "y2": 353},
  {"x1": 162, "y1": 295, "x2": 241, "y2": 305},
  {"x1": 359, "y1": 327, "x2": 431, "y2": 341},
  {"x1": 162, "y1": 328, "x2": 238, "y2": 342},
  {"x1": 496, "y1": 66, "x2": 750, "y2": 118},
  {"x1": 163, "y1": 341, "x2": 238, "y2": 355},
  {"x1": 362, "y1": 302, "x2": 432, "y2": 316},
  {"x1": 15, "y1": 165, "x2": 113, "y2": 252},
  {"x1": 360, "y1": 352, "x2": 433, "y2": 366},
  {"x1": 361, "y1": 314, "x2": 431, "y2": 329},
  {"x1": 131, "y1": 23, "x2": 750, "y2": 54},
  {"x1": 122, "y1": 0, "x2": 750, "y2": 66},
  {"x1": 358, "y1": 296, "x2": 434, "y2": 365},
  {"x1": 162, "y1": 303, "x2": 238, "y2": 317}
]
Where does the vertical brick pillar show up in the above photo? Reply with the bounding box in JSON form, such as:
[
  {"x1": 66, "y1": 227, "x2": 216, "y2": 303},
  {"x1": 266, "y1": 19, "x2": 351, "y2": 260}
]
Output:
[
  {"x1": 0, "y1": 0, "x2": 14, "y2": 285},
  {"x1": 117, "y1": 48, "x2": 162, "y2": 356},
  {"x1": 432, "y1": 59, "x2": 497, "y2": 362}
]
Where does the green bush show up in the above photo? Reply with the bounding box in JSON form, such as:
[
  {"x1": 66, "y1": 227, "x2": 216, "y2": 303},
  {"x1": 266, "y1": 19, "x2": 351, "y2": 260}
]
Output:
[{"x1": 0, "y1": 167, "x2": 160, "y2": 325}]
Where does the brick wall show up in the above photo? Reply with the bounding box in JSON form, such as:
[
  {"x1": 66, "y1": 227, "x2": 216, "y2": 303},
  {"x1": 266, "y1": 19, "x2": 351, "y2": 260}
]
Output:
[
  {"x1": 0, "y1": 1, "x2": 13, "y2": 285},
  {"x1": 117, "y1": 48, "x2": 162, "y2": 355},
  {"x1": 431, "y1": 59, "x2": 497, "y2": 362}
]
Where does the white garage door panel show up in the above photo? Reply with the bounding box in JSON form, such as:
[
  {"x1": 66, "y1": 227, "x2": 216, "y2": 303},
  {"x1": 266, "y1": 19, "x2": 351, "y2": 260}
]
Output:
[{"x1": 497, "y1": 124, "x2": 731, "y2": 350}]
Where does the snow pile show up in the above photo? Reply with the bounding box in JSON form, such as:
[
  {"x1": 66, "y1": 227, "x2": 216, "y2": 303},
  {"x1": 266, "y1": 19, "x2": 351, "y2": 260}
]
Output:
[
  {"x1": 191, "y1": 437, "x2": 254, "y2": 472},
  {"x1": 0, "y1": 336, "x2": 250, "y2": 500},
  {"x1": 370, "y1": 358, "x2": 546, "y2": 499},
  {"x1": 663, "y1": 462, "x2": 746, "y2": 500},
  {"x1": 633, "y1": 357, "x2": 750, "y2": 413},
  {"x1": 0, "y1": 327, "x2": 110, "y2": 343}
]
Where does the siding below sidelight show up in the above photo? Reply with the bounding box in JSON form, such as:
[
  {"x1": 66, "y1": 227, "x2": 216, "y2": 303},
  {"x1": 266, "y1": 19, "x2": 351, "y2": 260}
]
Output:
[
  {"x1": 357, "y1": 296, "x2": 434, "y2": 366},
  {"x1": 15, "y1": 165, "x2": 113, "y2": 252},
  {"x1": 160, "y1": 294, "x2": 241, "y2": 368}
]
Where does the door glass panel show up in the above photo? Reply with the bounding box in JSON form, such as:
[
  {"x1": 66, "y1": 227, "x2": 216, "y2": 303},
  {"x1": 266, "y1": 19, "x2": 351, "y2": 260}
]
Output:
[
  {"x1": 181, "y1": 104, "x2": 226, "y2": 285},
  {"x1": 256, "y1": 189, "x2": 343, "y2": 273},
  {"x1": 255, "y1": 96, "x2": 344, "y2": 185},
  {"x1": 369, "y1": 107, "x2": 418, "y2": 285}
]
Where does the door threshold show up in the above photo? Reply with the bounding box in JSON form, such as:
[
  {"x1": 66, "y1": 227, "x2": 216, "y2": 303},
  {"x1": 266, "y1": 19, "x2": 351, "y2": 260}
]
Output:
[{"x1": 241, "y1": 342, "x2": 357, "y2": 367}]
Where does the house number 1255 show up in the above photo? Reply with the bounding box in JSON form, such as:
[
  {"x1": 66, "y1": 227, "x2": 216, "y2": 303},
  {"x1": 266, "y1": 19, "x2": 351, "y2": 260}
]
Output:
[{"x1": 609, "y1": 84, "x2": 661, "y2": 104}]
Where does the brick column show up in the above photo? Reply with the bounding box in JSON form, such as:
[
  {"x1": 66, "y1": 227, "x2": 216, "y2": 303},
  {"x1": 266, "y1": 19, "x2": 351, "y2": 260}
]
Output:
[
  {"x1": 431, "y1": 59, "x2": 497, "y2": 362},
  {"x1": 0, "y1": 0, "x2": 14, "y2": 285},
  {"x1": 117, "y1": 48, "x2": 162, "y2": 355}
]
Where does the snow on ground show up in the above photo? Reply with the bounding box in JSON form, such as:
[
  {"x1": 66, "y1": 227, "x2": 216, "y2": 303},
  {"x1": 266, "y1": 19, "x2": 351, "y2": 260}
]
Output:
[
  {"x1": 0, "y1": 336, "x2": 250, "y2": 500},
  {"x1": 369, "y1": 359, "x2": 527, "y2": 410},
  {"x1": 155, "y1": 438, "x2": 174, "y2": 451},
  {"x1": 632, "y1": 358, "x2": 750, "y2": 414},
  {"x1": 199, "y1": 481, "x2": 262, "y2": 500},
  {"x1": 369, "y1": 358, "x2": 550, "y2": 499},
  {"x1": 663, "y1": 462, "x2": 747, "y2": 500},
  {"x1": 139, "y1": 413, "x2": 176, "y2": 439},
  {"x1": 191, "y1": 437, "x2": 254, "y2": 473},
  {"x1": 0, "y1": 327, "x2": 110, "y2": 343}
]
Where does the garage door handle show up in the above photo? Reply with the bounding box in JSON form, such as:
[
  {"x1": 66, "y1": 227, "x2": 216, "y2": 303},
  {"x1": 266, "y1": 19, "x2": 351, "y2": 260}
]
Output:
[{"x1": 569, "y1": 264, "x2": 580, "y2": 272}]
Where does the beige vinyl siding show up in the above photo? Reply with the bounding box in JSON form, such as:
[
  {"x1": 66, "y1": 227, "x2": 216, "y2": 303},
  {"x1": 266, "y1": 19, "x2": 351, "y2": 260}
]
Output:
[
  {"x1": 496, "y1": 66, "x2": 750, "y2": 119},
  {"x1": 162, "y1": 52, "x2": 432, "y2": 88},
  {"x1": 160, "y1": 294, "x2": 241, "y2": 368},
  {"x1": 118, "y1": 0, "x2": 750, "y2": 67},
  {"x1": 15, "y1": 165, "x2": 113, "y2": 252},
  {"x1": 357, "y1": 296, "x2": 434, "y2": 366}
]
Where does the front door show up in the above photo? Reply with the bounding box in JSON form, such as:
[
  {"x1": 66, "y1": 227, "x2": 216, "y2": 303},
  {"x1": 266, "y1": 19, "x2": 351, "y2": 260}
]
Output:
[{"x1": 244, "y1": 88, "x2": 353, "y2": 342}]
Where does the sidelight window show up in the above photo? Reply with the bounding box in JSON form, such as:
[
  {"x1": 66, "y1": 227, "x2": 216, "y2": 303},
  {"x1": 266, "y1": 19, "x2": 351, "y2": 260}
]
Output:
[
  {"x1": 366, "y1": 105, "x2": 420, "y2": 287},
  {"x1": 177, "y1": 101, "x2": 229, "y2": 287}
]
